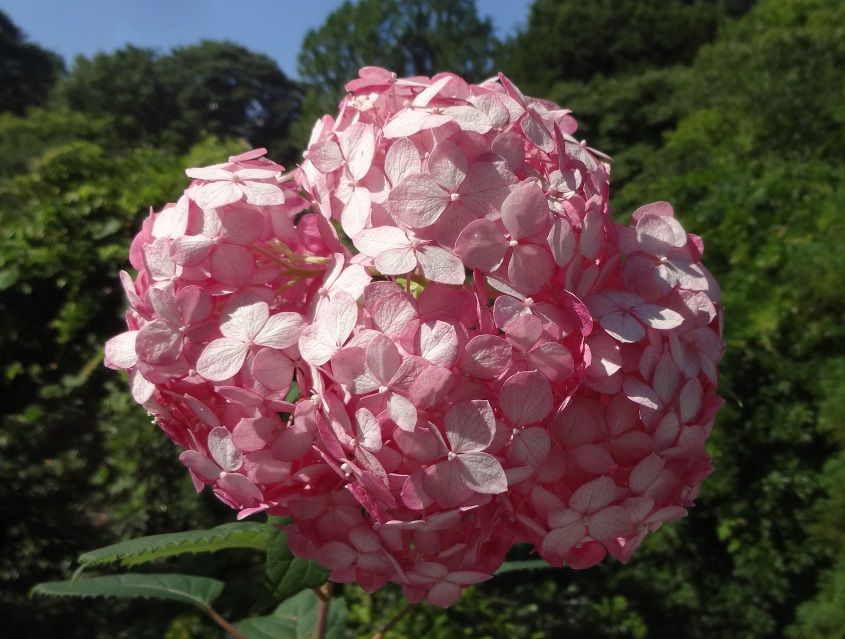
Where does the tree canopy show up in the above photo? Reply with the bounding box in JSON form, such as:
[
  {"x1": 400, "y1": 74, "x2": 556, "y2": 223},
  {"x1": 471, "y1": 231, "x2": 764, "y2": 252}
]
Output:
[
  {"x1": 56, "y1": 41, "x2": 301, "y2": 160},
  {"x1": 0, "y1": 11, "x2": 63, "y2": 114}
]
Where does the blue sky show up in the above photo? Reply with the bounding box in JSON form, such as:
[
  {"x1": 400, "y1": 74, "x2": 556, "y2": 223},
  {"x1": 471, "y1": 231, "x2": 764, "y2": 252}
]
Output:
[{"x1": 0, "y1": 0, "x2": 532, "y2": 79}]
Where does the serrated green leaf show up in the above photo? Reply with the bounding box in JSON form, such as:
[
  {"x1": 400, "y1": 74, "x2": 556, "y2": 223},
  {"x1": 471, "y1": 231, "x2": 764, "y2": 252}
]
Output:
[
  {"x1": 494, "y1": 559, "x2": 551, "y2": 575},
  {"x1": 265, "y1": 526, "x2": 328, "y2": 602},
  {"x1": 31, "y1": 573, "x2": 224, "y2": 612},
  {"x1": 77, "y1": 522, "x2": 273, "y2": 573},
  {"x1": 236, "y1": 590, "x2": 346, "y2": 639}
]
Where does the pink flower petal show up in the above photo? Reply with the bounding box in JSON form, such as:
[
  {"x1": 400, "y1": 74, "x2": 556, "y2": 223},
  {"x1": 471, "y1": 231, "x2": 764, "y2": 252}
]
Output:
[
  {"x1": 254, "y1": 312, "x2": 305, "y2": 349},
  {"x1": 194, "y1": 180, "x2": 243, "y2": 209},
  {"x1": 308, "y1": 140, "x2": 343, "y2": 173},
  {"x1": 385, "y1": 138, "x2": 421, "y2": 186},
  {"x1": 501, "y1": 181, "x2": 550, "y2": 240},
  {"x1": 500, "y1": 371, "x2": 553, "y2": 426},
  {"x1": 135, "y1": 319, "x2": 181, "y2": 364},
  {"x1": 388, "y1": 174, "x2": 448, "y2": 227},
  {"x1": 454, "y1": 219, "x2": 508, "y2": 272},
  {"x1": 197, "y1": 337, "x2": 248, "y2": 381},
  {"x1": 508, "y1": 244, "x2": 553, "y2": 295},
  {"x1": 571, "y1": 477, "x2": 620, "y2": 514},
  {"x1": 460, "y1": 335, "x2": 512, "y2": 379},
  {"x1": 251, "y1": 348, "x2": 294, "y2": 390},
  {"x1": 221, "y1": 300, "x2": 269, "y2": 342},
  {"x1": 388, "y1": 392, "x2": 417, "y2": 432},
  {"x1": 104, "y1": 331, "x2": 138, "y2": 369},
  {"x1": 180, "y1": 450, "x2": 221, "y2": 482},
  {"x1": 509, "y1": 427, "x2": 551, "y2": 468},
  {"x1": 445, "y1": 400, "x2": 495, "y2": 454},
  {"x1": 416, "y1": 245, "x2": 465, "y2": 285},
  {"x1": 208, "y1": 426, "x2": 242, "y2": 472},
  {"x1": 423, "y1": 460, "x2": 473, "y2": 508},
  {"x1": 458, "y1": 452, "x2": 507, "y2": 494},
  {"x1": 588, "y1": 506, "x2": 632, "y2": 541},
  {"x1": 548, "y1": 217, "x2": 576, "y2": 266},
  {"x1": 211, "y1": 243, "x2": 254, "y2": 289},
  {"x1": 428, "y1": 141, "x2": 467, "y2": 193}
]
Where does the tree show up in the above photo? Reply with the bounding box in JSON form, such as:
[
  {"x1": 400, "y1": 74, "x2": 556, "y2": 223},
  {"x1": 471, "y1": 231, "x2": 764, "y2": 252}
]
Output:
[
  {"x1": 56, "y1": 42, "x2": 302, "y2": 159},
  {"x1": 0, "y1": 10, "x2": 64, "y2": 114},
  {"x1": 498, "y1": 0, "x2": 752, "y2": 96},
  {"x1": 56, "y1": 46, "x2": 179, "y2": 149},
  {"x1": 294, "y1": 0, "x2": 496, "y2": 142},
  {"x1": 159, "y1": 41, "x2": 302, "y2": 160}
]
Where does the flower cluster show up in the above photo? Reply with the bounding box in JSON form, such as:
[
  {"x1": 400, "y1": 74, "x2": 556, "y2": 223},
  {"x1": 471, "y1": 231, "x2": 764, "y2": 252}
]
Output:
[{"x1": 106, "y1": 67, "x2": 723, "y2": 607}]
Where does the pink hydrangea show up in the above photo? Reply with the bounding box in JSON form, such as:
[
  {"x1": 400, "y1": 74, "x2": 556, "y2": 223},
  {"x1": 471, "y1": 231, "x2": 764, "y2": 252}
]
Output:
[{"x1": 105, "y1": 68, "x2": 724, "y2": 608}]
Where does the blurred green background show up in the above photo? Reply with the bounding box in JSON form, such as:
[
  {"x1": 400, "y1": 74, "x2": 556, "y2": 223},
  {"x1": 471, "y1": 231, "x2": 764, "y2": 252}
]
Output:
[{"x1": 2, "y1": 0, "x2": 844, "y2": 636}]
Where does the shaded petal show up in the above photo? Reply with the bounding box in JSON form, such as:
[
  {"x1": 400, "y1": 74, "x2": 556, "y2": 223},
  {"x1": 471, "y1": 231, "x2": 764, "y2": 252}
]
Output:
[
  {"x1": 501, "y1": 181, "x2": 550, "y2": 240},
  {"x1": 454, "y1": 219, "x2": 508, "y2": 272},
  {"x1": 251, "y1": 348, "x2": 294, "y2": 390},
  {"x1": 458, "y1": 452, "x2": 508, "y2": 494},
  {"x1": 508, "y1": 244, "x2": 553, "y2": 295},
  {"x1": 445, "y1": 400, "x2": 495, "y2": 454},
  {"x1": 500, "y1": 371, "x2": 553, "y2": 426}
]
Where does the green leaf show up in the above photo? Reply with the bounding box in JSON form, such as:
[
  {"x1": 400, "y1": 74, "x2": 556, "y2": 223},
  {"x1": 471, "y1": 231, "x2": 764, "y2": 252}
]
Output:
[
  {"x1": 495, "y1": 559, "x2": 551, "y2": 575},
  {"x1": 264, "y1": 525, "x2": 329, "y2": 602},
  {"x1": 77, "y1": 522, "x2": 273, "y2": 573},
  {"x1": 31, "y1": 573, "x2": 224, "y2": 612},
  {"x1": 236, "y1": 590, "x2": 347, "y2": 639}
]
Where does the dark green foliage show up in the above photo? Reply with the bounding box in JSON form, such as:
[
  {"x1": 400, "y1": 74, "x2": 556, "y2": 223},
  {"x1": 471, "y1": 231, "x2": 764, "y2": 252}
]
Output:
[
  {"x1": 498, "y1": 0, "x2": 752, "y2": 95},
  {"x1": 56, "y1": 42, "x2": 302, "y2": 160},
  {"x1": 0, "y1": 10, "x2": 63, "y2": 114},
  {"x1": 263, "y1": 524, "x2": 330, "y2": 603},
  {"x1": 158, "y1": 42, "x2": 303, "y2": 160}
]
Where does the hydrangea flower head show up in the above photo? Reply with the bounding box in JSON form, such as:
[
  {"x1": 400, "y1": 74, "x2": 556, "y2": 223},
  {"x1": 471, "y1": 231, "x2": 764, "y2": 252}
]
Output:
[{"x1": 106, "y1": 68, "x2": 724, "y2": 608}]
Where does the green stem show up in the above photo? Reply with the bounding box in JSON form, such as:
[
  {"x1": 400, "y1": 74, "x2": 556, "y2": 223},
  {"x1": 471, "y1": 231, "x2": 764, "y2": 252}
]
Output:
[{"x1": 314, "y1": 583, "x2": 333, "y2": 639}]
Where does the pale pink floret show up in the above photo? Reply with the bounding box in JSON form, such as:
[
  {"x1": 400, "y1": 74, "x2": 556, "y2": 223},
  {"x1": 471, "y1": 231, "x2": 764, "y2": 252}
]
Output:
[
  {"x1": 540, "y1": 477, "x2": 632, "y2": 564},
  {"x1": 455, "y1": 180, "x2": 554, "y2": 294},
  {"x1": 354, "y1": 225, "x2": 465, "y2": 285},
  {"x1": 387, "y1": 139, "x2": 515, "y2": 243},
  {"x1": 180, "y1": 426, "x2": 264, "y2": 508},
  {"x1": 422, "y1": 400, "x2": 508, "y2": 507},
  {"x1": 589, "y1": 290, "x2": 684, "y2": 343},
  {"x1": 332, "y1": 333, "x2": 427, "y2": 431},
  {"x1": 186, "y1": 162, "x2": 284, "y2": 210},
  {"x1": 299, "y1": 292, "x2": 358, "y2": 365},
  {"x1": 197, "y1": 295, "x2": 304, "y2": 382}
]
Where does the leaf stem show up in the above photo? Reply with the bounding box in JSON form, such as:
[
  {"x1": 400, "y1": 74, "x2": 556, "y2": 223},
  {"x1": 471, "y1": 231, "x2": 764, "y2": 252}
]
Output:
[
  {"x1": 372, "y1": 602, "x2": 416, "y2": 639},
  {"x1": 204, "y1": 605, "x2": 249, "y2": 639},
  {"x1": 314, "y1": 582, "x2": 333, "y2": 639}
]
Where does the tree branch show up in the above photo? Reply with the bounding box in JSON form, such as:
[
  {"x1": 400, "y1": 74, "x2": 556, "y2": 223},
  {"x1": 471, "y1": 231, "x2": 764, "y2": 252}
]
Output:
[
  {"x1": 372, "y1": 602, "x2": 416, "y2": 639},
  {"x1": 205, "y1": 605, "x2": 249, "y2": 639}
]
